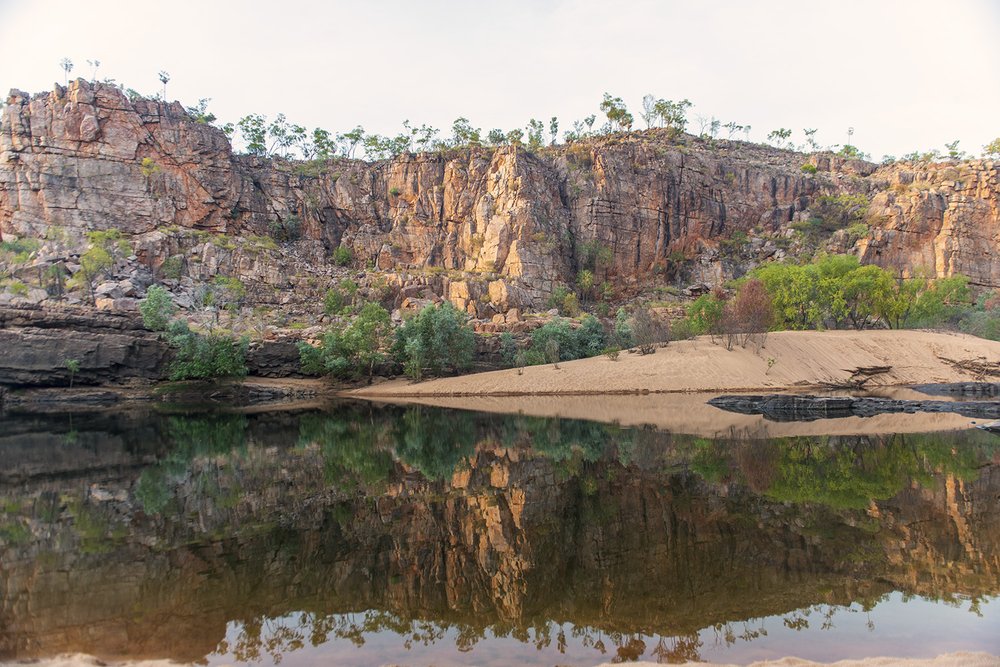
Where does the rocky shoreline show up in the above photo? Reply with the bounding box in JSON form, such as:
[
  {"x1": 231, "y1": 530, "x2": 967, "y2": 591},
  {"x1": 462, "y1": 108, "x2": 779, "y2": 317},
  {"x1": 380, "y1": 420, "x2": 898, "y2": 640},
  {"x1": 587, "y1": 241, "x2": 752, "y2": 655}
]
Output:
[{"x1": 708, "y1": 393, "x2": 1000, "y2": 422}]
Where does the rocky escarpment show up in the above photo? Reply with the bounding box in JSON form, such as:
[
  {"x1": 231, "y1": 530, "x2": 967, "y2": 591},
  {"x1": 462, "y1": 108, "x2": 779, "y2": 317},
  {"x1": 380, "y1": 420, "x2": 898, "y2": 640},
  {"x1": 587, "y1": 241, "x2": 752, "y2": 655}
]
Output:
[
  {"x1": 861, "y1": 160, "x2": 1000, "y2": 286},
  {"x1": 0, "y1": 303, "x2": 169, "y2": 387},
  {"x1": 4, "y1": 79, "x2": 998, "y2": 319},
  {"x1": 0, "y1": 303, "x2": 307, "y2": 390}
]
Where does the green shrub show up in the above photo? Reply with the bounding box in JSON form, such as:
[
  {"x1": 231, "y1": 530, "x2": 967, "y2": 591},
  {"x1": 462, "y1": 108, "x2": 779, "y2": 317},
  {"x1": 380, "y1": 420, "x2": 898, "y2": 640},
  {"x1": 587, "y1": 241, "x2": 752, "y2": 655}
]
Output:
[
  {"x1": 324, "y1": 287, "x2": 346, "y2": 315},
  {"x1": 960, "y1": 310, "x2": 1000, "y2": 341},
  {"x1": 687, "y1": 293, "x2": 726, "y2": 334},
  {"x1": 160, "y1": 255, "x2": 184, "y2": 280},
  {"x1": 395, "y1": 303, "x2": 476, "y2": 380},
  {"x1": 529, "y1": 315, "x2": 606, "y2": 364},
  {"x1": 389, "y1": 186, "x2": 401, "y2": 196},
  {"x1": 300, "y1": 302, "x2": 393, "y2": 378},
  {"x1": 332, "y1": 245, "x2": 354, "y2": 267},
  {"x1": 614, "y1": 308, "x2": 634, "y2": 348},
  {"x1": 845, "y1": 222, "x2": 870, "y2": 243},
  {"x1": 548, "y1": 285, "x2": 571, "y2": 310},
  {"x1": 632, "y1": 305, "x2": 669, "y2": 354},
  {"x1": 269, "y1": 215, "x2": 302, "y2": 242},
  {"x1": 212, "y1": 275, "x2": 247, "y2": 312},
  {"x1": 801, "y1": 163, "x2": 818, "y2": 174},
  {"x1": 0, "y1": 238, "x2": 41, "y2": 262},
  {"x1": 165, "y1": 320, "x2": 248, "y2": 380},
  {"x1": 561, "y1": 292, "x2": 580, "y2": 317},
  {"x1": 139, "y1": 285, "x2": 177, "y2": 331},
  {"x1": 670, "y1": 317, "x2": 696, "y2": 341},
  {"x1": 603, "y1": 346, "x2": 620, "y2": 361},
  {"x1": 499, "y1": 332, "x2": 518, "y2": 367}
]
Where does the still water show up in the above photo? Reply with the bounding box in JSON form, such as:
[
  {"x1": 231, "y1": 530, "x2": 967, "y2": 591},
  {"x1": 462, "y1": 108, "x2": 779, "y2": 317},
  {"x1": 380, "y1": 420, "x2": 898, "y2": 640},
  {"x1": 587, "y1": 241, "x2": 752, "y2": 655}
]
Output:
[{"x1": 1, "y1": 402, "x2": 998, "y2": 665}]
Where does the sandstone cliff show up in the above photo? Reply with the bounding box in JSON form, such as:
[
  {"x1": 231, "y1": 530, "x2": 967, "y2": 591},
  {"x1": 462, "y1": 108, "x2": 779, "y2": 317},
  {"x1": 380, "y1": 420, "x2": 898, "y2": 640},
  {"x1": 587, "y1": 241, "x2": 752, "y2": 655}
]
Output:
[{"x1": 3, "y1": 79, "x2": 998, "y2": 322}]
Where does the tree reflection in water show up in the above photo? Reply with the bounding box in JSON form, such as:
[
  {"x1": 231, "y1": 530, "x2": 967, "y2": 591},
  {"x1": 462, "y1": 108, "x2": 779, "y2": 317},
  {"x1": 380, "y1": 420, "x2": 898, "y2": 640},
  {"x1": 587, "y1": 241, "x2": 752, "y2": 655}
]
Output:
[{"x1": 0, "y1": 402, "x2": 998, "y2": 665}]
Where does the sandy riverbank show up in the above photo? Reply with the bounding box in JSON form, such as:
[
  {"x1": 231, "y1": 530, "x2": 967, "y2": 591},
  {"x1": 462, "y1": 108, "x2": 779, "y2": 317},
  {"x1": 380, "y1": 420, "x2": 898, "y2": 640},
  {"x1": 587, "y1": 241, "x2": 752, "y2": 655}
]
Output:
[{"x1": 353, "y1": 330, "x2": 1000, "y2": 398}]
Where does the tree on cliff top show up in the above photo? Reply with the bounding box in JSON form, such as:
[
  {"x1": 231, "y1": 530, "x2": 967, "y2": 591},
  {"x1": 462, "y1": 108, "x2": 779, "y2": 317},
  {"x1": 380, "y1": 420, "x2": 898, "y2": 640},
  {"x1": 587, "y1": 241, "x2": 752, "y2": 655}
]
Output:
[
  {"x1": 600, "y1": 93, "x2": 633, "y2": 132},
  {"x1": 59, "y1": 58, "x2": 73, "y2": 85},
  {"x1": 984, "y1": 138, "x2": 1000, "y2": 158}
]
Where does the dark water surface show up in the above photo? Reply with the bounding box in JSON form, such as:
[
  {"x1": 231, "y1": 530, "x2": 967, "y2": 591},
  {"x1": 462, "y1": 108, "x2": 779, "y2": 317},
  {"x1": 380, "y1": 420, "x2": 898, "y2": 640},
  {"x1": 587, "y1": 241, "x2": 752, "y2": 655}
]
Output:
[{"x1": 1, "y1": 402, "x2": 998, "y2": 666}]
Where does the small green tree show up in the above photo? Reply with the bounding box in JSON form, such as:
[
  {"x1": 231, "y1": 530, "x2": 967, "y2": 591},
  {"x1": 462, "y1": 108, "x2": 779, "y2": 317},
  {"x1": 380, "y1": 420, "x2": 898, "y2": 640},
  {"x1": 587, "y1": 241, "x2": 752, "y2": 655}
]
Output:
[
  {"x1": 324, "y1": 287, "x2": 347, "y2": 315},
  {"x1": 655, "y1": 98, "x2": 692, "y2": 135},
  {"x1": 65, "y1": 358, "x2": 80, "y2": 388},
  {"x1": 526, "y1": 118, "x2": 545, "y2": 151},
  {"x1": 87, "y1": 229, "x2": 131, "y2": 267},
  {"x1": 395, "y1": 303, "x2": 476, "y2": 379},
  {"x1": 767, "y1": 128, "x2": 792, "y2": 148},
  {"x1": 212, "y1": 275, "x2": 247, "y2": 313},
  {"x1": 157, "y1": 70, "x2": 170, "y2": 100},
  {"x1": 71, "y1": 245, "x2": 111, "y2": 305},
  {"x1": 614, "y1": 308, "x2": 634, "y2": 348},
  {"x1": 60, "y1": 58, "x2": 73, "y2": 85},
  {"x1": 237, "y1": 114, "x2": 267, "y2": 155},
  {"x1": 451, "y1": 117, "x2": 482, "y2": 147},
  {"x1": 576, "y1": 270, "x2": 594, "y2": 302},
  {"x1": 499, "y1": 332, "x2": 518, "y2": 367},
  {"x1": 632, "y1": 305, "x2": 667, "y2": 354},
  {"x1": 300, "y1": 303, "x2": 393, "y2": 379},
  {"x1": 600, "y1": 93, "x2": 633, "y2": 132},
  {"x1": 686, "y1": 293, "x2": 726, "y2": 335},
  {"x1": 139, "y1": 285, "x2": 177, "y2": 331},
  {"x1": 983, "y1": 138, "x2": 1000, "y2": 158},
  {"x1": 545, "y1": 338, "x2": 561, "y2": 367},
  {"x1": 344, "y1": 303, "x2": 393, "y2": 377},
  {"x1": 165, "y1": 320, "x2": 248, "y2": 381},
  {"x1": 332, "y1": 245, "x2": 354, "y2": 266}
]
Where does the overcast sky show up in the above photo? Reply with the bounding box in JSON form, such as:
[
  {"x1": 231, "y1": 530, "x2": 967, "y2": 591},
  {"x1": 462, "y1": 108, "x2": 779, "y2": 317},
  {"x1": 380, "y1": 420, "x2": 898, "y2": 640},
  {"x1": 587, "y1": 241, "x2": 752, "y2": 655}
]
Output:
[{"x1": 1, "y1": 0, "x2": 997, "y2": 160}]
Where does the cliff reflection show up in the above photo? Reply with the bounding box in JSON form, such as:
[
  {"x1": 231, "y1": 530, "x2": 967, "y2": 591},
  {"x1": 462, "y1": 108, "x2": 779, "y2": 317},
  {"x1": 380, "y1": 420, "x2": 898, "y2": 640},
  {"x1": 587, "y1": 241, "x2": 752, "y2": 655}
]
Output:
[{"x1": 0, "y1": 403, "x2": 998, "y2": 663}]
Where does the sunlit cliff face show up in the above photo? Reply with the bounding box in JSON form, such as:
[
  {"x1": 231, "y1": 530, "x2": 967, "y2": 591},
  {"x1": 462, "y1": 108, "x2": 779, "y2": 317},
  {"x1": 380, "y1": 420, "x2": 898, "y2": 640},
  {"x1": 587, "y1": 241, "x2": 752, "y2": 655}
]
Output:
[{"x1": 3, "y1": 81, "x2": 999, "y2": 320}]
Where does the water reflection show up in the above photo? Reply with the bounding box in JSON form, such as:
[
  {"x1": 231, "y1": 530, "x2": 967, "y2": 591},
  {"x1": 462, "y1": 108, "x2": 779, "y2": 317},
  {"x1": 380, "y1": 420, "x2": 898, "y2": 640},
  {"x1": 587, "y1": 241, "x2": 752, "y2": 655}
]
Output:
[{"x1": 0, "y1": 403, "x2": 998, "y2": 665}]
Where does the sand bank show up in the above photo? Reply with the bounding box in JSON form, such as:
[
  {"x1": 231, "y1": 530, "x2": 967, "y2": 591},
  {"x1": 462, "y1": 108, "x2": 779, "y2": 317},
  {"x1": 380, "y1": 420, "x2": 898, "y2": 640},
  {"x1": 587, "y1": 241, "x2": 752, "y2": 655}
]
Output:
[{"x1": 353, "y1": 330, "x2": 1000, "y2": 398}]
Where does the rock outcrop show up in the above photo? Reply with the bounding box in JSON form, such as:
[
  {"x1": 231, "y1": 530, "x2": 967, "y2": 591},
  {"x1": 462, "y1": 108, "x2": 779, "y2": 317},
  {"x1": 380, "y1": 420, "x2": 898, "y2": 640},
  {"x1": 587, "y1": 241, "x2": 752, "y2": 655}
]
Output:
[
  {"x1": 708, "y1": 393, "x2": 1000, "y2": 421},
  {"x1": 861, "y1": 159, "x2": 1000, "y2": 285},
  {"x1": 4, "y1": 80, "x2": 998, "y2": 316},
  {"x1": 0, "y1": 304, "x2": 169, "y2": 387}
]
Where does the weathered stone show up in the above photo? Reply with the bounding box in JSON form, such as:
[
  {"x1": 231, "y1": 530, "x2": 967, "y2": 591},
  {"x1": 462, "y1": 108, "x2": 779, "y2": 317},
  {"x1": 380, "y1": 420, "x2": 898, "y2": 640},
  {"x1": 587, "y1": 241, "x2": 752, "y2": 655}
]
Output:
[
  {"x1": 0, "y1": 304, "x2": 169, "y2": 386},
  {"x1": 2, "y1": 80, "x2": 1000, "y2": 320},
  {"x1": 709, "y1": 393, "x2": 1000, "y2": 421}
]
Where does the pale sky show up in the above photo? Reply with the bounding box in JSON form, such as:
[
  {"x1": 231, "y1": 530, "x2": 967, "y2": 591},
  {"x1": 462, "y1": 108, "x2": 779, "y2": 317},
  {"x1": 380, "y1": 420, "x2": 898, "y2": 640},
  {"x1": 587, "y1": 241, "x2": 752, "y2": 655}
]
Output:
[{"x1": 1, "y1": 0, "x2": 998, "y2": 160}]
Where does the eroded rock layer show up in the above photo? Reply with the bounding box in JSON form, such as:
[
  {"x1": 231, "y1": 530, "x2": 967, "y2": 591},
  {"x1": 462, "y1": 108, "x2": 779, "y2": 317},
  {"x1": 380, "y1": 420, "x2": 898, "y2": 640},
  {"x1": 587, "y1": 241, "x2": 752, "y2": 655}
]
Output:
[{"x1": 3, "y1": 80, "x2": 998, "y2": 314}]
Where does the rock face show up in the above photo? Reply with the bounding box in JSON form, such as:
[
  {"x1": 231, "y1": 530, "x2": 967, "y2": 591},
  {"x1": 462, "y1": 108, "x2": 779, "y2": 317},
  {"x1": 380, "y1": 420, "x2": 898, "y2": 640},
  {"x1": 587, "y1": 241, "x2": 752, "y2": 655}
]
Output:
[
  {"x1": 0, "y1": 304, "x2": 169, "y2": 387},
  {"x1": 860, "y1": 160, "x2": 1000, "y2": 285},
  {"x1": 5, "y1": 80, "x2": 999, "y2": 315}
]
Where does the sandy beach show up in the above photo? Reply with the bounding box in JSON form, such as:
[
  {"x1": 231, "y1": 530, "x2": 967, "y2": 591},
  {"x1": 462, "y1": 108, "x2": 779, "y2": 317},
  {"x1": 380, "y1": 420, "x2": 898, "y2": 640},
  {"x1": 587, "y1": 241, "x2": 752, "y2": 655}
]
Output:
[{"x1": 353, "y1": 330, "x2": 1000, "y2": 397}]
